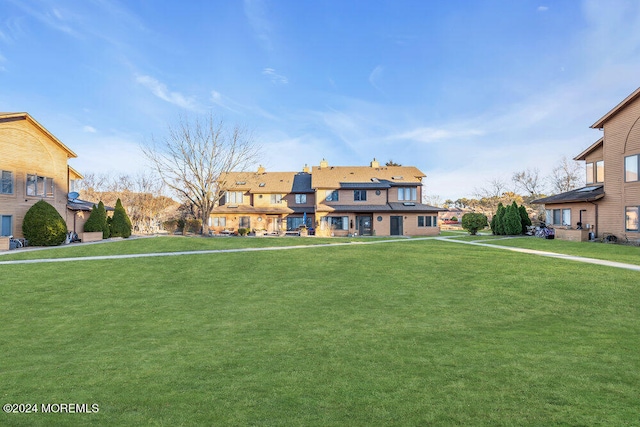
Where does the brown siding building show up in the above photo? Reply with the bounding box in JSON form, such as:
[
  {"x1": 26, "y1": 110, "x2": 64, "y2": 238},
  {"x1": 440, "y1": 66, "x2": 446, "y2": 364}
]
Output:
[
  {"x1": 1, "y1": 112, "x2": 83, "y2": 241},
  {"x1": 534, "y1": 87, "x2": 640, "y2": 241},
  {"x1": 210, "y1": 159, "x2": 445, "y2": 237}
]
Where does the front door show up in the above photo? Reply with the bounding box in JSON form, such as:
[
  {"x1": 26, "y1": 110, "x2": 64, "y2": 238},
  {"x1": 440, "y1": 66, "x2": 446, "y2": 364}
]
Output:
[
  {"x1": 356, "y1": 215, "x2": 372, "y2": 236},
  {"x1": 267, "y1": 216, "x2": 281, "y2": 234},
  {"x1": 390, "y1": 216, "x2": 403, "y2": 236}
]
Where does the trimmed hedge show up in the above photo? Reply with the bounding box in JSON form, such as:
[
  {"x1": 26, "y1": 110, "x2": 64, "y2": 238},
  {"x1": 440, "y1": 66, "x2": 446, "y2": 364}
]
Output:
[{"x1": 22, "y1": 200, "x2": 67, "y2": 246}]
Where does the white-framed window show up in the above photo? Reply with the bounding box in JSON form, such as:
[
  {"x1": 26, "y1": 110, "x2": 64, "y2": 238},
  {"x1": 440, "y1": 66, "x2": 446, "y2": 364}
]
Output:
[
  {"x1": 212, "y1": 217, "x2": 226, "y2": 227},
  {"x1": 325, "y1": 190, "x2": 339, "y2": 202},
  {"x1": 295, "y1": 194, "x2": 306, "y2": 204},
  {"x1": 353, "y1": 190, "x2": 367, "y2": 201},
  {"x1": 225, "y1": 191, "x2": 244, "y2": 204},
  {"x1": 625, "y1": 155, "x2": 639, "y2": 182},
  {"x1": 320, "y1": 216, "x2": 348, "y2": 230},
  {"x1": 398, "y1": 187, "x2": 417, "y2": 201},
  {"x1": 26, "y1": 174, "x2": 54, "y2": 198},
  {"x1": 417, "y1": 215, "x2": 437, "y2": 227},
  {"x1": 1, "y1": 170, "x2": 13, "y2": 194},
  {"x1": 69, "y1": 179, "x2": 80, "y2": 193},
  {"x1": 270, "y1": 194, "x2": 282, "y2": 204},
  {"x1": 625, "y1": 207, "x2": 639, "y2": 232},
  {"x1": 1, "y1": 215, "x2": 12, "y2": 236}
]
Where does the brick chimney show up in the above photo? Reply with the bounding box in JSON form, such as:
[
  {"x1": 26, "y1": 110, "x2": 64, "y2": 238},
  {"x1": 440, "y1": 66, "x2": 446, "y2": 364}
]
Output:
[
  {"x1": 370, "y1": 158, "x2": 380, "y2": 168},
  {"x1": 319, "y1": 158, "x2": 329, "y2": 168},
  {"x1": 257, "y1": 165, "x2": 265, "y2": 174},
  {"x1": 302, "y1": 164, "x2": 310, "y2": 173}
]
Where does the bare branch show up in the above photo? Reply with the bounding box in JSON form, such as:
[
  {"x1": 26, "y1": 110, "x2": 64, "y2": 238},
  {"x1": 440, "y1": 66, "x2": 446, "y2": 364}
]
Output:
[{"x1": 141, "y1": 114, "x2": 261, "y2": 234}]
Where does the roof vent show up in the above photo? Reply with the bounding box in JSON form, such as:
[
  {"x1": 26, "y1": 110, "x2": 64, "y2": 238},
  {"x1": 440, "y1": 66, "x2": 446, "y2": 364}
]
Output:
[
  {"x1": 259, "y1": 183, "x2": 266, "y2": 187},
  {"x1": 236, "y1": 181, "x2": 246, "y2": 185},
  {"x1": 371, "y1": 178, "x2": 380, "y2": 183},
  {"x1": 392, "y1": 176, "x2": 404, "y2": 180},
  {"x1": 403, "y1": 202, "x2": 415, "y2": 206}
]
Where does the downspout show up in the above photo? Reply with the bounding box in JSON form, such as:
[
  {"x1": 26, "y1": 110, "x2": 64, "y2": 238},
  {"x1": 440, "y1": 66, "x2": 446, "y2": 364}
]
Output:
[{"x1": 589, "y1": 201, "x2": 599, "y2": 238}]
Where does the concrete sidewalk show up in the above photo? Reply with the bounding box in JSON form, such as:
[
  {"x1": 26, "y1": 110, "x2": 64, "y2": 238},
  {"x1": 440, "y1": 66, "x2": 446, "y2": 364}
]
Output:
[
  {"x1": 437, "y1": 237, "x2": 640, "y2": 272},
  {"x1": 1, "y1": 235, "x2": 639, "y2": 272}
]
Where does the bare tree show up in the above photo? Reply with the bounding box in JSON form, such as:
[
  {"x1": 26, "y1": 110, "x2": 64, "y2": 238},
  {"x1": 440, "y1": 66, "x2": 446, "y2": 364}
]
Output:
[
  {"x1": 422, "y1": 193, "x2": 442, "y2": 207},
  {"x1": 77, "y1": 171, "x2": 178, "y2": 234},
  {"x1": 142, "y1": 114, "x2": 260, "y2": 234},
  {"x1": 512, "y1": 168, "x2": 546, "y2": 198},
  {"x1": 474, "y1": 178, "x2": 509, "y2": 199},
  {"x1": 549, "y1": 156, "x2": 584, "y2": 194}
]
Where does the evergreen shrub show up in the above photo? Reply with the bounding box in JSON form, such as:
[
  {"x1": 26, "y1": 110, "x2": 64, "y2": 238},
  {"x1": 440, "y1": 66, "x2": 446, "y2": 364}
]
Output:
[
  {"x1": 461, "y1": 213, "x2": 488, "y2": 235},
  {"x1": 111, "y1": 198, "x2": 132, "y2": 238},
  {"x1": 22, "y1": 200, "x2": 67, "y2": 246}
]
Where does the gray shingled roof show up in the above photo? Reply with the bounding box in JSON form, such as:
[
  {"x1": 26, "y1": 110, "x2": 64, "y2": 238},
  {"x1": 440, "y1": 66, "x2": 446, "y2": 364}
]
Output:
[
  {"x1": 531, "y1": 185, "x2": 604, "y2": 204},
  {"x1": 317, "y1": 203, "x2": 446, "y2": 213}
]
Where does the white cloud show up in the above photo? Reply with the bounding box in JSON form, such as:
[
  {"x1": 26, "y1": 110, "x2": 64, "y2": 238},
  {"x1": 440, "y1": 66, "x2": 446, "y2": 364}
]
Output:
[
  {"x1": 83, "y1": 125, "x2": 97, "y2": 133},
  {"x1": 244, "y1": 0, "x2": 273, "y2": 50},
  {"x1": 262, "y1": 68, "x2": 288, "y2": 84},
  {"x1": 136, "y1": 74, "x2": 199, "y2": 111},
  {"x1": 537, "y1": 6, "x2": 549, "y2": 12},
  {"x1": 369, "y1": 65, "x2": 384, "y2": 92},
  {"x1": 390, "y1": 127, "x2": 485, "y2": 144}
]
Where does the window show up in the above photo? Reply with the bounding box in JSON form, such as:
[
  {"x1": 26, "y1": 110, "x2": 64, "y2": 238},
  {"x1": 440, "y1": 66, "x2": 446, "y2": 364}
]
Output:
[
  {"x1": 625, "y1": 155, "x2": 639, "y2": 182},
  {"x1": 239, "y1": 216, "x2": 250, "y2": 228},
  {"x1": 586, "y1": 163, "x2": 594, "y2": 184},
  {"x1": 1, "y1": 215, "x2": 12, "y2": 236},
  {"x1": 354, "y1": 190, "x2": 367, "y2": 201},
  {"x1": 69, "y1": 179, "x2": 79, "y2": 193},
  {"x1": 320, "y1": 216, "x2": 348, "y2": 230},
  {"x1": 546, "y1": 209, "x2": 571, "y2": 226},
  {"x1": 212, "y1": 217, "x2": 226, "y2": 227},
  {"x1": 270, "y1": 194, "x2": 282, "y2": 204},
  {"x1": 287, "y1": 216, "x2": 311, "y2": 230},
  {"x1": 225, "y1": 191, "x2": 244, "y2": 204},
  {"x1": 398, "y1": 187, "x2": 417, "y2": 201},
  {"x1": 325, "y1": 190, "x2": 339, "y2": 202},
  {"x1": 26, "y1": 174, "x2": 54, "y2": 198},
  {"x1": 417, "y1": 215, "x2": 437, "y2": 227},
  {"x1": 626, "y1": 207, "x2": 639, "y2": 232},
  {"x1": 295, "y1": 194, "x2": 307, "y2": 204},
  {"x1": 595, "y1": 160, "x2": 604, "y2": 183},
  {"x1": 1, "y1": 170, "x2": 13, "y2": 194}
]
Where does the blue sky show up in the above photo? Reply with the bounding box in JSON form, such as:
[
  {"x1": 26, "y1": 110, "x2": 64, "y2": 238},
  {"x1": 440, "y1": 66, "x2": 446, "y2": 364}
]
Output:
[{"x1": 2, "y1": 0, "x2": 640, "y2": 201}]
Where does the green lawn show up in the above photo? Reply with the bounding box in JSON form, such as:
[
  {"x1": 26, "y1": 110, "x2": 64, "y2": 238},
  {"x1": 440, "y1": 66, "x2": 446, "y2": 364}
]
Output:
[{"x1": 1, "y1": 238, "x2": 639, "y2": 425}]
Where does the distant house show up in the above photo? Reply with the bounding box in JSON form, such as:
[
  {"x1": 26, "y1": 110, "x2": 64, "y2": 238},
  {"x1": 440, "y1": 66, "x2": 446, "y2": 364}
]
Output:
[
  {"x1": 533, "y1": 87, "x2": 640, "y2": 241},
  {"x1": 0, "y1": 112, "x2": 92, "y2": 240},
  {"x1": 210, "y1": 159, "x2": 445, "y2": 237}
]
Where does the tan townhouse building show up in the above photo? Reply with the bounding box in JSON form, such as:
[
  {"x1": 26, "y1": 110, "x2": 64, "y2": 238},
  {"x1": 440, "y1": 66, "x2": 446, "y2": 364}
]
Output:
[
  {"x1": 0, "y1": 112, "x2": 89, "y2": 242},
  {"x1": 533, "y1": 87, "x2": 640, "y2": 241},
  {"x1": 210, "y1": 159, "x2": 445, "y2": 237}
]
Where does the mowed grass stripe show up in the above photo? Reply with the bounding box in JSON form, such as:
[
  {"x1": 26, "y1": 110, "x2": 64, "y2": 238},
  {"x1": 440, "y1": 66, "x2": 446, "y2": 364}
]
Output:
[{"x1": 1, "y1": 240, "x2": 638, "y2": 426}]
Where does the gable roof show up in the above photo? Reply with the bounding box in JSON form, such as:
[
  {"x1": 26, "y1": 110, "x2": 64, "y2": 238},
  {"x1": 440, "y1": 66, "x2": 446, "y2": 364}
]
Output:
[
  {"x1": 573, "y1": 137, "x2": 603, "y2": 161},
  {"x1": 591, "y1": 87, "x2": 640, "y2": 129},
  {"x1": 220, "y1": 171, "x2": 313, "y2": 193},
  {"x1": 0, "y1": 112, "x2": 78, "y2": 158},
  {"x1": 311, "y1": 165, "x2": 425, "y2": 188},
  {"x1": 531, "y1": 185, "x2": 604, "y2": 205}
]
